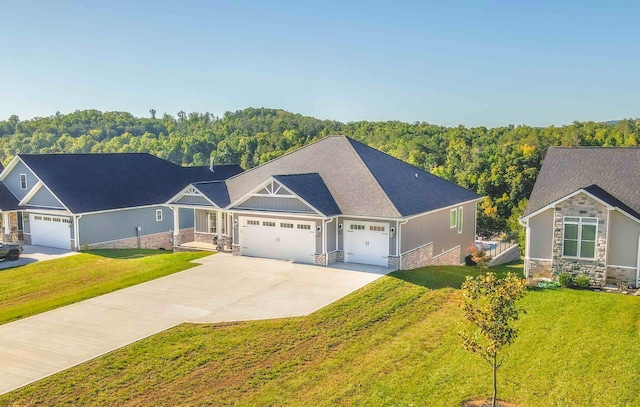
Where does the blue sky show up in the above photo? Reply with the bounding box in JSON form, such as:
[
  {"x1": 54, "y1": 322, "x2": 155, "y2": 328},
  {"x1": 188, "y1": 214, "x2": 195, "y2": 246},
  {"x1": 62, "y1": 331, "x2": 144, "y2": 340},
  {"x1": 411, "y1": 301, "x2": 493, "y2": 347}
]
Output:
[{"x1": 0, "y1": 0, "x2": 638, "y2": 127}]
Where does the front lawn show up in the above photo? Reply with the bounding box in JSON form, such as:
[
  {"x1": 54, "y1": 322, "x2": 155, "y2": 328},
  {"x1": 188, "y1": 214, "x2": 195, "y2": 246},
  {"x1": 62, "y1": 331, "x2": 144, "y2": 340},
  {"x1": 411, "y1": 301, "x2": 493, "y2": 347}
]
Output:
[
  {"x1": 3, "y1": 262, "x2": 639, "y2": 406},
  {"x1": 0, "y1": 249, "x2": 210, "y2": 325}
]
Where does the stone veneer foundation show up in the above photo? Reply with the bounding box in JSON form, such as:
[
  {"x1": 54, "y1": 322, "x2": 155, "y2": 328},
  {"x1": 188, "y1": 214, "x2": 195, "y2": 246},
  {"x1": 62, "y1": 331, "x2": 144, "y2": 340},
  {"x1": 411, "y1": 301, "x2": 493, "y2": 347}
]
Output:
[
  {"x1": 87, "y1": 228, "x2": 193, "y2": 250},
  {"x1": 606, "y1": 266, "x2": 637, "y2": 287},
  {"x1": 526, "y1": 259, "x2": 553, "y2": 279},
  {"x1": 551, "y1": 192, "x2": 608, "y2": 287},
  {"x1": 400, "y1": 244, "x2": 433, "y2": 270}
]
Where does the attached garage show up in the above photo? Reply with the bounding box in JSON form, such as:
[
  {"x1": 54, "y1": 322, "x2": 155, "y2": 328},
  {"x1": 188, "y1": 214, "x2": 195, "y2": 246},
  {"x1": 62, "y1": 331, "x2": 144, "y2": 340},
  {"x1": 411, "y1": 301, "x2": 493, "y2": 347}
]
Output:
[
  {"x1": 29, "y1": 214, "x2": 71, "y2": 249},
  {"x1": 344, "y1": 220, "x2": 389, "y2": 266},
  {"x1": 240, "y1": 216, "x2": 316, "y2": 264}
]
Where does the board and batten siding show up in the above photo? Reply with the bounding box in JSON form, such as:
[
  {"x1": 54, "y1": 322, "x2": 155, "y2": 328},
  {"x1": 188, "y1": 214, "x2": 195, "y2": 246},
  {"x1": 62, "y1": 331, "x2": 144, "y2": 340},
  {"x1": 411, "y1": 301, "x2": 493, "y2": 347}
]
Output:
[
  {"x1": 326, "y1": 218, "x2": 337, "y2": 252},
  {"x1": 236, "y1": 196, "x2": 315, "y2": 213},
  {"x1": 78, "y1": 206, "x2": 174, "y2": 245},
  {"x1": 3, "y1": 161, "x2": 39, "y2": 200},
  {"x1": 335, "y1": 217, "x2": 397, "y2": 256},
  {"x1": 176, "y1": 195, "x2": 211, "y2": 206},
  {"x1": 607, "y1": 210, "x2": 640, "y2": 268},
  {"x1": 28, "y1": 187, "x2": 65, "y2": 208},
  {"x1": 401, "y1": 201, "x2": 476, "y2": 263},
  {"x1": 528, "y1": 208, "x2": 554, "y2": 260}
]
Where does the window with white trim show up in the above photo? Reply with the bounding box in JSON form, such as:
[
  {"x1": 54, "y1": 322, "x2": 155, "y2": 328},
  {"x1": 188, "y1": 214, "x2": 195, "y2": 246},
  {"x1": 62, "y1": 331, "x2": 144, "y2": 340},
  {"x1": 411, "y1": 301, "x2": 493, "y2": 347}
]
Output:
[
  {"x1": 562, "y1": 217, "x2": 597, "y2": 259},
  {"x1": 19, "y1": 174, "x2": 27, "y2": 190},
  {"x1": 450, "y1": 208, "x2": 457, "y2": 229},
  {"x1": 155, "y1": 209, "x2": 163, "y2": 222},
  {"x1": 208, "y1": 212, "x2": 217, "y2": 233},
  {"x1": 457, "y1": 207, "x2": 463, "y2": 234}
]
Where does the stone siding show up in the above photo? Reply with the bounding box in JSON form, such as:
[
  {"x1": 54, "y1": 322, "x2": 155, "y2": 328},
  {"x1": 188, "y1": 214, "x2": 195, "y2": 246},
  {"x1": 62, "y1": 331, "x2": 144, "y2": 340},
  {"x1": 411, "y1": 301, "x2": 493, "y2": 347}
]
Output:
[
  {"x1": 87, "y1": 230, "x2": 173, "y2": 250},
  {"x1": 526, "y1": 259, "x2": 553, "y2": 279},
  {"x1": 173, "y1": 227, "x2": 194, "y2": 246},
  {"x1": 552, "y1": 193, "x2": 608, "y2": 287},
  {"x1": 327, "y1": 250, "x2": 344, "y2": 265},
  {"x1": 194, "y1": 232, "x2": 230, "y2": 250},
  {"x1": 232, "y1": 244, "x2": 240, "y2": 256},
  {"x1": 387, "y1": 256, "x2": 400, "y2": 270},
  {"x1": 400, "y1": 243, "x2": 433, "y2": 270},
  {"x1": 606, "y1": 266, "x2": 637, "y2": 287},
  {"x1": 314, "y1": 254, "x2": 326, "y2": 265},
  {"x1": 430, "y1": 246, "x2": 461, "y2": 266}
]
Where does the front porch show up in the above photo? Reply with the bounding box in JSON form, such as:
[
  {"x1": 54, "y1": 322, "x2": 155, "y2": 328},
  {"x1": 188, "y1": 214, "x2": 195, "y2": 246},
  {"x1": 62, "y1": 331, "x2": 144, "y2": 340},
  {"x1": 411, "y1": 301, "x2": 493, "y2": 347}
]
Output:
[{"x1": 169, "y1": 206, "x2": 232, "y2": 253}]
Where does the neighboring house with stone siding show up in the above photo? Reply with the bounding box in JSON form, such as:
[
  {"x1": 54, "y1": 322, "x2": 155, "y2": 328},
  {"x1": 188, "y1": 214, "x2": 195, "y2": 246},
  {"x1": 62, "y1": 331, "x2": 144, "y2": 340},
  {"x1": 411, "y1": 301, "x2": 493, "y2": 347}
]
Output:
[
  {"x1": 520, "y1": 147, "x2": 640, "y2": 288},
  {"x1": 0, "y1": 153, "x2": 242, "y2": 250},
  {"x1": 168, "y1": 136, "x2": 481, "y2": 270}
]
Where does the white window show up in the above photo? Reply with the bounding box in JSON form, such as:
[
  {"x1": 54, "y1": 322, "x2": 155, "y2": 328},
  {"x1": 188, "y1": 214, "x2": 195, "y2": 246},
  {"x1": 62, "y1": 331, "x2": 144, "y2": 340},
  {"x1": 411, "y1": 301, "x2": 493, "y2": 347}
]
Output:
[
  {"x1": 221, "y1": 212, "x2": 227, "y2": 235},
  {"x1": 208, "y1": 212, "x2": 217, "y2": 233},
  {"x1": 450, "y1": 208, "x2": 457, "y2": 229},
  {"x1": 457, "y1": 207, "x2": 463, "y2": 234},
  {"x1": 155, "y1": 209, "x2": 163, "y2": 222},
  {"x1": 19, "y1": 174, "x2": 27, "y2": 190},
  {"x1": 562, "y1": 217, "x2": 597, "y2": 259}
]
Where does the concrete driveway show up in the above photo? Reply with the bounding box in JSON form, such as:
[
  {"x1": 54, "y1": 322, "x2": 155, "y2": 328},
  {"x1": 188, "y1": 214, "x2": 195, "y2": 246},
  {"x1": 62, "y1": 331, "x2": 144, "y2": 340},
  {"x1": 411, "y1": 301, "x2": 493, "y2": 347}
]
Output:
[
  {"x1": 0, "y1": 245, "x2": 78, "y2": 270},
  {"x1": 0, "y1": 253, "x2": 390, "y2": 394}
]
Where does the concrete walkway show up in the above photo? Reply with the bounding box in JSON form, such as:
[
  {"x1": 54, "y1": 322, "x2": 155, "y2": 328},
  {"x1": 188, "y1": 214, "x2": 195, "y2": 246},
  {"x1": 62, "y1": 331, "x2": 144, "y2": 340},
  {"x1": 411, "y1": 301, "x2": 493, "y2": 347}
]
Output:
[{"x1": 0, "y1": 254, "x2": 390, "y2": 394}]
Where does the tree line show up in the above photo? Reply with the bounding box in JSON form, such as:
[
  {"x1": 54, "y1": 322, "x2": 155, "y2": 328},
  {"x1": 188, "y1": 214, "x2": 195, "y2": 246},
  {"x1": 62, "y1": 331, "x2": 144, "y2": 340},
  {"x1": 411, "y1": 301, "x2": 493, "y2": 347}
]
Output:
[{"x1": 1, "y1": 108, "x2": 638, "y2": 239}]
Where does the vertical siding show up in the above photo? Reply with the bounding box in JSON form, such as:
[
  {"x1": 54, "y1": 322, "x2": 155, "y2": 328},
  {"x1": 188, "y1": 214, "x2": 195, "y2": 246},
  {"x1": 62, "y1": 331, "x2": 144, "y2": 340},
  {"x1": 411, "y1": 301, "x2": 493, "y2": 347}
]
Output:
[
  {"x1": 78, "y1": 206, "x2": 173, "y2": 245},
  {"x1": 608, "y1": 210, "x2": 640, "y2": 267},
  {"x1": 237, "y1": 196, "x2": 314, "y2": 213},
  {"x1": 326, "y1": 218, "x2": 337, "y2": 252},
  {"x1": 4, "y1": 161, "x2": 38, "y2": 200},
  {"x1": 401, "y1": 201, "x2": 476, "y2": 263},
  {"x1": 195, "y1": 209, "x2": 213, "y2": 233},
  {"x1": 528, "y1": 208, "x2": 554, "y2": 259}
]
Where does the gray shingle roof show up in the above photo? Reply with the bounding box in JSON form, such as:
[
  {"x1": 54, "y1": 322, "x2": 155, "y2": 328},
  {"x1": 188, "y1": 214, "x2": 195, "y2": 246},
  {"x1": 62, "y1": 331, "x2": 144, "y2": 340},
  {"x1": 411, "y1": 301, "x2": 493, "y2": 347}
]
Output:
[
  {"x1": 524, "y1": 147, "x2": 640, "y2": 217},
  {"x1": 273, "y1": 174, "x2": 341, "y2": 216},
  {"x1": 0, "y1": 182, "x2": 19, "y2": 211},
  {"x1": 225, "y1": 136, "x2": 479, "y2": 218},
  {"x1": 192, "y1": 181, "x2": 231, "y2": 208},
  {"x1": 16, "y1": 154, "x2": 241, "y2": 213}
]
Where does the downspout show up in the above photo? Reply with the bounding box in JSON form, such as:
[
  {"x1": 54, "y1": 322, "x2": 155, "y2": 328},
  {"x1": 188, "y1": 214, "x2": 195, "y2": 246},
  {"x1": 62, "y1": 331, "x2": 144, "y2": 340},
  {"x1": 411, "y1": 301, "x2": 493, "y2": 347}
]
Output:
[{"x1": 324, "y1": 217, "x2": 334, "y2": 266}]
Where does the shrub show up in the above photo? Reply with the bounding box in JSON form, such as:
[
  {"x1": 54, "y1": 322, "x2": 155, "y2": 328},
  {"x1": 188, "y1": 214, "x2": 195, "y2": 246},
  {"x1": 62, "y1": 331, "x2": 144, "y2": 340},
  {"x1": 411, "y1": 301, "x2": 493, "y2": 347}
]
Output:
[
  {"x1": 574, "y1": 274, "x2": 592, "y2": 289},
  {"x1": 558, "y1": 272, "x2": 575, "y2": 287},
  {"x1": 467, "y1": 244, "x2": 490, "y2": 267}
]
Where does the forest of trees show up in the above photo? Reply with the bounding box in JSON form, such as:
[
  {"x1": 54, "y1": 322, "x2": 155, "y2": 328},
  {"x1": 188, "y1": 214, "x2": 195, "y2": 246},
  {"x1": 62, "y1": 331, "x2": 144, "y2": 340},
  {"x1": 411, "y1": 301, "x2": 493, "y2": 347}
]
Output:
[{"x1": 1, "y1": 108, "x2": 638, "y2": 243}]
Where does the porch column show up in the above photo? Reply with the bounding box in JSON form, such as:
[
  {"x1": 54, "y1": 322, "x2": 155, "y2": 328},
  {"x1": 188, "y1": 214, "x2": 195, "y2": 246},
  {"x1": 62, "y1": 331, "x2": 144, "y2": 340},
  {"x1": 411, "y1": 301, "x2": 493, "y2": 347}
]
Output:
[
  {"x1": 2, "y1": 212, "x2": 9, "y2": 236},
  {"x1": 216, "y1": 210, "x2": 223, "y2": 239},
  {"x1": 172, "y1": 206, "x2": 180, "y2": 246}
]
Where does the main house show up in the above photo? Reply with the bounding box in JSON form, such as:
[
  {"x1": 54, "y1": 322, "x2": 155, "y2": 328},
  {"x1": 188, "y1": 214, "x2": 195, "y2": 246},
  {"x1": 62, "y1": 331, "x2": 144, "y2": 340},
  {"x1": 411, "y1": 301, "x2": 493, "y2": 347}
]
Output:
[
  {"x1": 520, "y1": 147, "x2": 640, "y2": 288},
  {"x1": 0, "y1": 153, "x2": 242, "y2": 250},
  {"x1": 167, "y1": 136, "x2": 481, "y2": 269}
]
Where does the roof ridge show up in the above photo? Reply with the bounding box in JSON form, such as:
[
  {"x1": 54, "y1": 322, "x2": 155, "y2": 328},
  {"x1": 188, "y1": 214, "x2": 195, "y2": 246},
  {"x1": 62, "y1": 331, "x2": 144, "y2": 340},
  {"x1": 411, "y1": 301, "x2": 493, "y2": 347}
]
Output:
[
  {"x1": 344, "y1": 138, "x2": 402, "y2": 218},
  {"x1": 224, "y1": 136, "x2": 347, "y2": 182}
]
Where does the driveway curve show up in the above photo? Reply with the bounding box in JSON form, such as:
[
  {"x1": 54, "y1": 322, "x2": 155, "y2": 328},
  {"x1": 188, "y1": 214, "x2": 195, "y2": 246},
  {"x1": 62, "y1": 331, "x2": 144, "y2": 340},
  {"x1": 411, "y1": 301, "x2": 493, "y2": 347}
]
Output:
[{"x1": 0, "y1": 253, "x2": 389, "y2": 394}]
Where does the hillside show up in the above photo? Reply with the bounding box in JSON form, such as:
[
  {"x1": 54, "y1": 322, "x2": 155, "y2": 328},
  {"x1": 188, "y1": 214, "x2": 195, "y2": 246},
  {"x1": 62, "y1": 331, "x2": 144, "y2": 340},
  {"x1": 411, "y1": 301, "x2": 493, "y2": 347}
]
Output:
[{"x1": 1, "y1": 109, "x2": 639, "y2": 237}]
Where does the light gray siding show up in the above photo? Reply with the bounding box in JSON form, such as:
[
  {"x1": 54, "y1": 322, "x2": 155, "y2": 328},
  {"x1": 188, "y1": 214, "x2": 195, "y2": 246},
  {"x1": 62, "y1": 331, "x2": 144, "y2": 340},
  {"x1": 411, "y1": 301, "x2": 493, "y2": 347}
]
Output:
[
  {"x1": 178, "y1": 207, "x2": 194, "y2": 229},
  {"x1": 4, "y1": 161, "x2": 38, "y2": 200},
  {"x1": 27, "y1": 187, "x2": 64, "y2": 208},
  {"x1": 236, "y1": 196, "x2": 315, "y2": 213},
  {"x1": 22, "y1": 212, "x2": 30, "y2": 233},
  {"x1": 176, "y1": 195, "x2": 211, "y2": 205},
  {"x1": 326, "y1": 218, "x2": 337, "y2": 252},
  {"x1": 528, "y1": 208, "x2": 554, "y2": 259},
  {"x1": 78, "y1": 206, "x2": 173, "y2": 245},
  {"x1": 400, "y1": 201, "x2": 476, "y2": 263},
  {"x1": 335, "y1": 217, "x2": 397, "y2": 256},
  {"x1": 195, "y1": 209, "x2": 213, "y2": 233},
  {"x1": 607, "y1": 210, "x2": 640, "y2": 268}
]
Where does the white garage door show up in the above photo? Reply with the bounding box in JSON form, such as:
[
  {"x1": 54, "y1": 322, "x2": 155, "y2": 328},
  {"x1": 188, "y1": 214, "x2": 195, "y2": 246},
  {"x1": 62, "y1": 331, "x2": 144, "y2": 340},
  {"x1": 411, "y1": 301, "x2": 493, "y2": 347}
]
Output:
[
  {"x1": 240, "y1": 217, "x2": 316, "y2": 264},
  {"x1": 30, "y1": 214, "x2": 71, "y2": 250},
  {"x1": 345, "y1": 220, "x2": 389, "y2": 267}
]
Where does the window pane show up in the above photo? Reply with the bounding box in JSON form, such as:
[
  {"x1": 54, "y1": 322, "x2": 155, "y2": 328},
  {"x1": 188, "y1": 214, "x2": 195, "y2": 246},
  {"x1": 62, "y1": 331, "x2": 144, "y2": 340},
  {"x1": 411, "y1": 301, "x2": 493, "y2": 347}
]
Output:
[
  {"x1": 581, "y1": 241, "x2": 595, "y2": 258},
  {"x1": 565, "y1": 217, "x2": 580, "y2": 222},
  {"x1": 450, "y1": 210, "x2": 457, "y2": 227},
  {"x1": 564, "y1": 224, "x2": 578, "y2": 240},
  {"x1": 581, "y1": 225, "x2": 596, "y2": 241},
  {"x1": 563, "y1": 240, "x2": 578, "y2": 256},
  {"x1": 582, "y1": 218, "x2": 598, "y2": 223}
]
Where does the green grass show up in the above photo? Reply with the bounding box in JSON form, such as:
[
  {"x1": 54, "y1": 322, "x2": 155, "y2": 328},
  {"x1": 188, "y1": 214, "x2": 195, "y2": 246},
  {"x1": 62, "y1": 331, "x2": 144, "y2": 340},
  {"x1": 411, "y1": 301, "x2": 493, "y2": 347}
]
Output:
[
  {"x1": 0, "y1": 249, "x2": 209, "y2": 325},
  {"x1": 2, "y1": 262, "x2": 640, "y2": 406}
]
